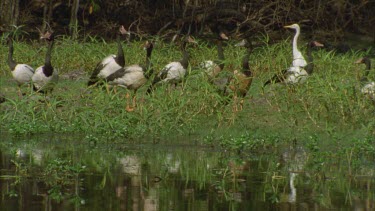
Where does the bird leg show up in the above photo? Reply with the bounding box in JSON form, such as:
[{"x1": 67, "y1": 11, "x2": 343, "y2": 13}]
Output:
[
  {"x1": 132, "y1": 94, "x2": 137, "y2": 109},
  {"x1": 232, "y1": 95, "x2": 238, "y2": 112},
  {"x1": 239, "y1": 98, "x2": 244, "y2": 111},
  {"x1": 106, "y1": 84, "x2": 110, "y2": 94},
  {"x1": 17, "y1": 86, "x2": 23, "y2": 98},
  {"x1": 125, "y1": 92, "x2": 134, "y2": 112}
]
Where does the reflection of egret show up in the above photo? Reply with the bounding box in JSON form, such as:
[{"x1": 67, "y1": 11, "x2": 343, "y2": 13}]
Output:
[
  {"x1": 117, "y1": 155, "x2": 159, "y2": 210},
  {"x1": 165, "y1": 153, "x2": 181, "y2": 174},
  {"x1": 119, "y1": 155, "x2": 141, "y2": 175},
  {"x1": 16, "y1": 148, "x2": 44, "y2": 165},
  {"x1": 281, "y1": 144, "x2": 308, "y2": 203}
]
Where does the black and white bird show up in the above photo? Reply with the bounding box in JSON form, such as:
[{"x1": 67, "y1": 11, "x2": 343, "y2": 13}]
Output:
[
  {"x1": 147, "y1": 36, "x2": 196, "y2": 94},
  {"x1": 355, "y1": 57, "x2": 374, "y2": 99},
  {"x1": 264, "y1": 40, "x2": 324, "y2": 86},
  {"x1": 199, "y1": 27, "x2": 228, "y2": 80},
  {"x1": 87, "y1": 26, "x2": 129, "y2": 86},
  {"x1": 7, "y1": 38, "x2": 35, "y2": 96},
  {"x1": 106, "y1": 40, "x2": 154, "y2": 111},
  {"x1": 32, "y1": 32, "x2": 58, "y2": 94}
]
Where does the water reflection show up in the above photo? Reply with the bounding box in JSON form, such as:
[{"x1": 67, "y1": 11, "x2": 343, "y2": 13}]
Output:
[
  {"x1": 0, "y1": 136, "x2": 374, "y2": 210},
  {"x1": 280, "y1": 144, "x2": 308, "y2": 203}
]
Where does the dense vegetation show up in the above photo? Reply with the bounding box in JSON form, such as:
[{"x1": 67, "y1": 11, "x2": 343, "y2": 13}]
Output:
[
  {"x1": 1, "y1": 33, "x2": 374, "y2": 144},
  {"x1": 1, "y1": 1, "x2": 374, "y2": 209}
]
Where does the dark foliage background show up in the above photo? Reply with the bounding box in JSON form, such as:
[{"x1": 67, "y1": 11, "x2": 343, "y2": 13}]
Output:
[{"x1": 1, "y1": 0, "x2": 374, "y2": 42}]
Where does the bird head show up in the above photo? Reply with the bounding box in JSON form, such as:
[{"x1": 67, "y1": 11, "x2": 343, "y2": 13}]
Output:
[
  {"x1": 185, "y1": 35, "x2": 197, "y2": 44},
  {"x1": 119, "y1": 25, "x2": 131, "y2": 36},
  {"x1": 143, "y1": 40, "x2": 154, "y2": 50},
  {"x1": 284, "y1": 23, "x2": 300, "y2": 31},
  {"x1": 219, "y1": 32, "x2": 229, "y2": 40},
  {"x1": 40, "y1": 31, "x2": 54, "y2": 42},
  {"x1": 355, "y1": 57, "x2": 368, "y2": 64},
  {"x1": 235, "y1": 38, "x2": 253, "y2": 49},
  {"x1": 310, "y1": 41, "x2": 324, "y2": 47}
]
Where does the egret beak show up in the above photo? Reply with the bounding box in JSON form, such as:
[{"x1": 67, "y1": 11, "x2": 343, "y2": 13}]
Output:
[{"x1": 284, "y1": 25, "x2": 293, "y2": 29}]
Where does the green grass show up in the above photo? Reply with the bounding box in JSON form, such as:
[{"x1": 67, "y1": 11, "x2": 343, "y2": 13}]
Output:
[{"x1": 0, "y1": 35, "x2": 374, "y2": 145}]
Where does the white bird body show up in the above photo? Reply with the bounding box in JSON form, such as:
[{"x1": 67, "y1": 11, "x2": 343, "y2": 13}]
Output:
[
  {"x1": 107, "y1": 41, "x2": 154, "y2": 92},
  {"x1": 96, "y1": 55, "x2": 122, "y2": 78},
  {"x1": 158, "y1": 62, "x2": 186, "y2": 84},
  {"x1": 7, "y1": 38, "x2": 35, "y2": 87},
  {"x1": 200, "y1": 31, "x2": 227, "y2": 79},
  {"x1": 32, "y1": 66, "x2": 59, "y2": 92},
  {"x1": 87, "y1": 30, "x2": 126, "y2": 86},
  {"x1": 199, "y1": 60, "x2": 220, "y2": 78},
  {"x1": 147, "y1": 36, "x2": 195, "y2": 94},
  {"x1": 110, "y1": 65, "x2": 147, "y2": 89},
  {"x1": 284, "y1": 66, "x2": 308, "y2": 84},
  {"x1": 355, "y1": 57, "x2": 374, "y2": 99},
  {"x1": 292, "y1": 51, "x2": 307, "y2": 68},
  {"x1": 12, "y1": 64, "x2": 34, "y2": 85},
  {"x1": 361, "y1": 82, "x2": 375, "y2": 97}
]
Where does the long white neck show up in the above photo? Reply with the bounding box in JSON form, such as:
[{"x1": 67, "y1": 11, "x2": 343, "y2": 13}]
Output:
[
  {"x1": 291, "y1": 27, "x2": 307, "y2": 67},
  {"x1": 292, "y1": 28, "x2": 300, "y2": 58}
]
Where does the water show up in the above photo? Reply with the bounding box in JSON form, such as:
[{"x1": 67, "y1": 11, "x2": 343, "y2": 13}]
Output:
[{"x1": 0, "y1": 135, "x2": 374, "y2": 210}]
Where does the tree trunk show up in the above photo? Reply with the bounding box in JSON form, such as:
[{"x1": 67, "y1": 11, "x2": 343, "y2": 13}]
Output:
[
  {"x1": 0, "y1": 0, "x2": 19, "y2": 30},
  {"x1": 69, "y1": 0, "x2": 80, "y2": 39}
]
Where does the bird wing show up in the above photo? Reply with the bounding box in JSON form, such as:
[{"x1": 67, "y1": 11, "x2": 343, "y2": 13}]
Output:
[
  {"x1": 24, "y1": 64, "x2": 35, "y2": 73},
  {"x1": 158, "y1": 66, "x2": 173, "y2": 80},
  {"x1": 106, "y1": 68, "x2": 126, "y2": 82},
  {"x1": 123, "y1": 65, "x2": 143, "y2": 74},
  {"x1": 88, "y1": 55, "x2": 116, "y2": 85},
  {"x1": 91, "y1": 55, "x2": 116, "y2": 77}
]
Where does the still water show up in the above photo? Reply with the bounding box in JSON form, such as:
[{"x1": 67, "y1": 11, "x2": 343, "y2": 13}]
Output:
[{"x1": 0, "y1": 134, "x2": 374, "y2": 210}]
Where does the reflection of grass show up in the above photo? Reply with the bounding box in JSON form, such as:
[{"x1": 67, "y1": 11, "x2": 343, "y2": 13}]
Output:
[
  {"x1": 1, "y1": 134, "x2": 374, "y2": 209},
  {"x1": 0, "y1": 36, "x2": 374, "y2": 142}
]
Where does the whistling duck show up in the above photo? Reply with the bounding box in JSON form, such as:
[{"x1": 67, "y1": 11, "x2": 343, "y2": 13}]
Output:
[
  {"x1": 199, "y1": 27, "x2": 228, "y2": 80},
  {"x1": 7, "y1": 38, "x2": 35, "y2": 97},
  {"x1": 106, "y1": 41, "x2": 154, "y2": 111},
  {"x1": 355, "y1": 57, "x2": 375, "y2": 99},
  {"x1": 32, "y1": 32, "x2": 58, "y2": 94},
  {"x1": 264, "y1": 40, "x2": 324, "y2": 86},
  {"x1": 227, "y1": 39, "x2": 253, "y2": 111},
  {"x1": 87, "y1": 26, "x2": 128, "y2": 86},
  {"x1": 147, "y1": 36, "x2": 196, "y2": 94}
]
